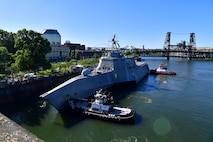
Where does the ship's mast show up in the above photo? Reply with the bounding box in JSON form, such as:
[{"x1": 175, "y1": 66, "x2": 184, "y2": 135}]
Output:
[{"x1": 111, "y1": 34, "x2": 120, "y2": 50}]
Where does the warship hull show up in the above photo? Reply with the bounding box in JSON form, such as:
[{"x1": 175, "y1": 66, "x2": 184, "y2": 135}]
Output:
[{"x1": 41, "y1": 63, "x2": 149, "y2": 111}]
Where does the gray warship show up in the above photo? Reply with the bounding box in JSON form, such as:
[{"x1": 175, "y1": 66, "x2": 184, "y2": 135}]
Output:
[{"x1": 40, "y1": 36, "x2": 149, "y2": 111}]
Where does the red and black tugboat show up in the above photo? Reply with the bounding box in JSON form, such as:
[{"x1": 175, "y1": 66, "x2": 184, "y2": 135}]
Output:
[{"x1": 150, "y1": 64, "x2": 176, "y2": 75}]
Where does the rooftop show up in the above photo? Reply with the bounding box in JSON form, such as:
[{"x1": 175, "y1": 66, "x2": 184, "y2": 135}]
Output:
[{"x1": 41, "y1": 29, "x2": 60, "y2": 36}]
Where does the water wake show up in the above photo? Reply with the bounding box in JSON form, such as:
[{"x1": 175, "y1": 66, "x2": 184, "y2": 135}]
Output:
[{"x1": 111, "y1": 136, "x2": 149, "y2": 142}]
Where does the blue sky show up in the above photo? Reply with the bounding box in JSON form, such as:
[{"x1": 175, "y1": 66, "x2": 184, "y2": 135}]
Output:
[{"x1": 1, "y1": 0, "x2": 213, "y2": 49}]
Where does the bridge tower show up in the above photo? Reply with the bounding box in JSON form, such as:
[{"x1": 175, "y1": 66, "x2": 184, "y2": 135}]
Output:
[
  {"x1": 163, "y1": 32, "x2": 171, "y2": 60},
  {"x1": 188, "y1": 33, "x2": 196, "y2": 60}
]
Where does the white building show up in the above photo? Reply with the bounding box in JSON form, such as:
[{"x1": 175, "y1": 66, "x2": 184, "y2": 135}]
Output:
[
  {"x1": 42, "y1": 29, "x2": 70, "y2": 61},
  {"x1": 45, "y1": 45, "x2": 70, "y2": 61}
]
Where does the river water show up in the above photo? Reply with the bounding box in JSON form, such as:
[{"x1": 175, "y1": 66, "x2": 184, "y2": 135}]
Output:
[{"x1": 4, "y1": 57, "x2": 213, "y2": 142}]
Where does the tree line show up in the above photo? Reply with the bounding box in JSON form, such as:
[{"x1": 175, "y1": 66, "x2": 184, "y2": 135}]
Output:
[{"x1": 0, "y1": 29, "x2": 51, "y2": 75}]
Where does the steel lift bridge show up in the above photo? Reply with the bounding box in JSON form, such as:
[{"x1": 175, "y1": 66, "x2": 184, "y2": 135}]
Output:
[{"x1": 163, "y1": 32, "x2": 196, "y2": 60}]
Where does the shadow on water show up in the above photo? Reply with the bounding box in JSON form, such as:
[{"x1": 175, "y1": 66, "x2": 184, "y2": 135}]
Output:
[
  {"x1": 55, "y1": 108, "x2": 86, "y2": 128},
  {"x1": 3, "y1": 99, "x2": 50, "y2": 126},
  {"x1": 134, "y1": 113, "x2": 143, "y2": 125},
  {"x1": 106, "y1": 81, "x2": 137, "y2": 102},
  {"x1": 3, "y1": 99, "x2": 86, "y2": 128}
]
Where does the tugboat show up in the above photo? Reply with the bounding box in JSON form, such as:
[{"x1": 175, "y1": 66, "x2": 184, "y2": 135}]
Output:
[
  {"x1": 150, "y1": 64, "x2": 176, "y2": 75},
  {"x1": 68, "y1": 89, "x2": 136, "y2": 123},
  {"x1": 40, "y1": 35, "x2": 149, "y2": 111}
]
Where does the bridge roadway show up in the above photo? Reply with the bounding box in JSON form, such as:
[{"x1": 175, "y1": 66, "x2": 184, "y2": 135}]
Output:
[{"x1": 139, "y1": 49, "x2": 213, "y2": 59}]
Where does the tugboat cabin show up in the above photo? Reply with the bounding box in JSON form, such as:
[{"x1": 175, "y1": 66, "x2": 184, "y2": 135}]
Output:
[{"x1": 90, "y1": 103, "x2": 111, "y2": 113}]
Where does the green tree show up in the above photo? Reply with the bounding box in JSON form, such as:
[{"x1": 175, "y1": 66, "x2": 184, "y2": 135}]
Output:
[
  {"x1": 93, "y1": 52, "x2": 101, "y2": 58},
  {"x1": 14, "y1": 29, "x2": 51, "y2": 72},
  {"x1": 70, "y1": 50, "x2": 81, "y2": 60},
  {"x1": 0, "y1": 29, "x2": 15, "y2": 53},
  {"x1": 75, "y1": 50, "x2": 81, "y2": 60},
  {"x1": 78, "y1": 58, "x2": 99, "y2": 68},
  {"x1": 0, "y1": 46, "x2": 12, "y2": 74},
  {"x1": 70, "y1": 50, "x2": 75, "y2": 59},
  {"x1": 125, "y1": 51, "x2": 131, "y2": 56}
]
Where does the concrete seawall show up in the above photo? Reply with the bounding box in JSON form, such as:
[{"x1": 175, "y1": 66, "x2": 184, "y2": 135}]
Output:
[
  {"x1": 0, "y1": 112, "x2": 43, "y2": 141},
  {"x1": 0, "y1": 72, "x2": 80, "y2": 107}
]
